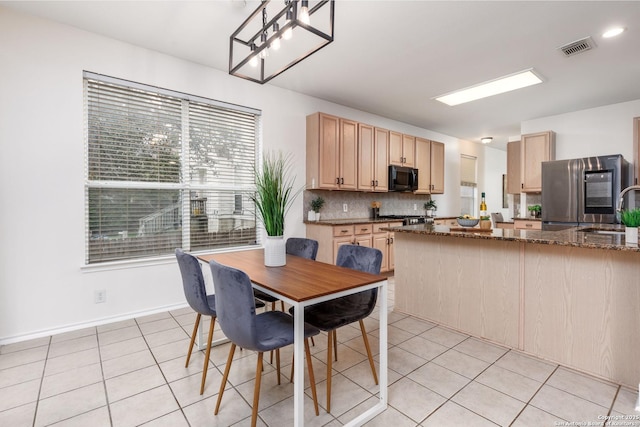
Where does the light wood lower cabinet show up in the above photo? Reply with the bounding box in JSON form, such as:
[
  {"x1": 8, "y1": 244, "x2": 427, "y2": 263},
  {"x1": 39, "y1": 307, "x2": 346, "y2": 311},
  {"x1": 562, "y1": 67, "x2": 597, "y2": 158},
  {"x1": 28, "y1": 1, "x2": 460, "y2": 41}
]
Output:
[
  {"x1": 496, "y1": 222, "x2": 515, "y2": 230},
  {"x1": 514, "y1": 219, "x2": 542, "y2": 230},
  {"x1": 306, "y1": 221, "x2": 401, "y2": 272}
]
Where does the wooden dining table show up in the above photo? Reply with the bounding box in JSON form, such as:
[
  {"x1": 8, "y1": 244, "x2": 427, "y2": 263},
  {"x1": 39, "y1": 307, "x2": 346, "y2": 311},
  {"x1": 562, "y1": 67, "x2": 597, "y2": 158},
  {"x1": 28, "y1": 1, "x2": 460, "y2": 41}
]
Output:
[{"x1": 197, "y1": 248, "x2": 388, "y2": 427}]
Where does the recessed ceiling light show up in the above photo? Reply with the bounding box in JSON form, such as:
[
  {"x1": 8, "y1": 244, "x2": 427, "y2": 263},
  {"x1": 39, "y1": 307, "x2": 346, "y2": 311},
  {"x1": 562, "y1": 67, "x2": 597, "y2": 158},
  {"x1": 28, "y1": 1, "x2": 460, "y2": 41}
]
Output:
[
  {"x1": 602, "y1": 27, "x2": 625, "y2": 38},
  {"x1": 481, "y1": 137, "x2": 493, "y2": 144},
  {"x1": 434, "y1": 69, "x2": 543, "y2": 106}
]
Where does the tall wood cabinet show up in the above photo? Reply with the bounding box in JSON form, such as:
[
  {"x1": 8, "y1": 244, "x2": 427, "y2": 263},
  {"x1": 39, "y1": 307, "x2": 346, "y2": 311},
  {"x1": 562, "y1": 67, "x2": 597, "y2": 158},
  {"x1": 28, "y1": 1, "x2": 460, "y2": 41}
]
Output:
[
  {"x1": 521, "y1": 131, "x2": 555, "y2": 193},
  {"x1": 389, "y1": 131, "x2": 415, "y2": 167},
  {"x1": 358, "y1": 124, "x2": 389, "y2": 192},
  {"x1": 506, "y1": 141, "x2": 521, "y2": 194},
  {"x1": 415, "y1": 137, "x2": 445, "y2": 194},
  {"x1": 306, "y1": 113, "x2": 357, "y2": 190}
]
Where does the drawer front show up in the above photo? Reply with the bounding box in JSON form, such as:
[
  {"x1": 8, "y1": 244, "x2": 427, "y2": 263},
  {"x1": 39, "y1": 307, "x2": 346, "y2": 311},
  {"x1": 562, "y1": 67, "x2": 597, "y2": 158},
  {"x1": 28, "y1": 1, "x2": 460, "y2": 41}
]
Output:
[
  {"x1": 373, "y1": 223, "x2": 389, "y2": 233},
  {"x1": 514, "y1": 220, "x2": 542, "y2": 230},
  {"x1": 355, "y1": 224, "x2": 373, "y2": 235},
  {"x1": 333, "y1": 225, "x2": 354, "y2": 237}
]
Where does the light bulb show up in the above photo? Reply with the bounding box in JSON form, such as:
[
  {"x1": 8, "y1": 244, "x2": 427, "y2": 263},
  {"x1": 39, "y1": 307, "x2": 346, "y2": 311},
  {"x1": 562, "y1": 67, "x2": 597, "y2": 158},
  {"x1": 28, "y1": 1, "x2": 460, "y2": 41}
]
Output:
[
  {"x1": 249, "y1": 43, "x2": 258, "y2": 67},
  {"x1": 270, "y1": 23, "x2": 281, "y2": 50},
  {"x1": 283, "y1": 27, "x2": 293, "y2": 40},
  {"x1": 299, "y1": 0, "x2": 310, "y2": 25},
  {"x1": 259, "y1": 47, "x2": 269, "y2": 59}
]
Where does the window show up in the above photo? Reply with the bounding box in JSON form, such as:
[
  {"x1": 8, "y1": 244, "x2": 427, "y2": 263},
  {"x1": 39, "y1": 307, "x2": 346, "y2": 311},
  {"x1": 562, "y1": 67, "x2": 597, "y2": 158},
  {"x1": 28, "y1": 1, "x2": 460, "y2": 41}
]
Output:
[
  {"x1": 85, "y1": 73, "x2": 260, "y2": 264},
  {"x1": 460, "y1": 155, "x2": 477, "y2": 217}
]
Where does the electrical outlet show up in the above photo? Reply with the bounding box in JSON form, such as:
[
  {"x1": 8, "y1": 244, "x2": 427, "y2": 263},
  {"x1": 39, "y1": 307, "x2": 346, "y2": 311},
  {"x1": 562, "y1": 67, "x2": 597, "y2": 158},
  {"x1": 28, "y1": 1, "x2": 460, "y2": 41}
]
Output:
[
  {"x1": 343, "y1": 203, "x2": 348, "y2": 212},
  {"x1": 414, "y1": 203, "x2": 417, "y2": 211},
  {"x1": 95, "y1": 290, "x2": 106, "y2": 304}
]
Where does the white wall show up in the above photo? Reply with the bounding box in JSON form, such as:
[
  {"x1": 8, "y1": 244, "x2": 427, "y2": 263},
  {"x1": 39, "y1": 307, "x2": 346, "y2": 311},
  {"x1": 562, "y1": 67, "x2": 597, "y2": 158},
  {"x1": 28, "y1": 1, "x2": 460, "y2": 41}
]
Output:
[
  {"x1": 0, "y1": 7, "x2": 472, "y2": 342},
  {"x1": 522, "y1": 99, "x2": 640, "y2": 162}
]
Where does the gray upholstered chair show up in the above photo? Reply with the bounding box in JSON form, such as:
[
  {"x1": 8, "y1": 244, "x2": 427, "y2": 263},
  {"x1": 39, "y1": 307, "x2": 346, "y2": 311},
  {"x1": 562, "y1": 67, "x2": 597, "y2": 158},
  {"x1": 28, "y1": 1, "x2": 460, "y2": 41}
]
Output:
[
  {"x1": 293, "y1": 244, "x2": 382, "y2": 413},
  {"x1": 209, "y1": 259, "x2": 321, "y2": 426},
  {"x1": 253, "y1": 237, "x2": 319, "y2": 311},
  {"x1": 175, "y1": 249, "x2": 264, "y2": 395}
]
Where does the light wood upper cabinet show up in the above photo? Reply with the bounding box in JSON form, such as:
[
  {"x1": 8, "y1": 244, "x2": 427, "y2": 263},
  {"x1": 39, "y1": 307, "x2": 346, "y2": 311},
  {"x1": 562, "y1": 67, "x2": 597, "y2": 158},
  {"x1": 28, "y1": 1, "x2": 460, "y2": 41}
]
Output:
[
  {"x1": 506, "y1": 141, "x2": 521, "y2": 194},
  {"x1": 389, "y1": 131, "x2": 415, "y2": 167},
  {"x1": 358, "y1": 124, "x2": 388, "y2": 192},
  {"x1": 306, "y1": 112, "x2": 357, "y2": 190},
  {"x1": 414, "y1": 138, "x2": 445, "y2": 194},
  {"x1": 521, "y1": 131, "x2": 555, "y2": 193}
]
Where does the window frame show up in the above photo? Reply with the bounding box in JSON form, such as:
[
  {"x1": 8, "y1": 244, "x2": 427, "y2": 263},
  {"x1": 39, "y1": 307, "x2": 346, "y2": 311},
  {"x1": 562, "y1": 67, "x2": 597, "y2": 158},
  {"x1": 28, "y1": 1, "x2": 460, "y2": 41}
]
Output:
[{"x1": 83, "y1": 71, "x2": 262, "y2": 266}]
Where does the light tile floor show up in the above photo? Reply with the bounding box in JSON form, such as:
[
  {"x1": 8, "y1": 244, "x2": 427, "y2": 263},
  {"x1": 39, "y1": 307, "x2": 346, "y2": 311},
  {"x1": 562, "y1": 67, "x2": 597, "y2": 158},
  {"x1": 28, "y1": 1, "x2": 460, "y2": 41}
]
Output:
[{"x1": 1, "y1": 278, "x2": 639, "y2": 426}]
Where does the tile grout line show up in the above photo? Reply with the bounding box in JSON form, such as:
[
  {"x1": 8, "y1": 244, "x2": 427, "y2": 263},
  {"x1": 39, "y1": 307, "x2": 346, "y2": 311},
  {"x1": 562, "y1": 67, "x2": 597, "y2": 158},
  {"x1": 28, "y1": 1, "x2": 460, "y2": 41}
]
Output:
[
  {"x1": 31, "y1": 336, "x2": 52, "y2": 427},
  {"x1": 95, "y1": 327, "x2": 115, "y2": 427}
]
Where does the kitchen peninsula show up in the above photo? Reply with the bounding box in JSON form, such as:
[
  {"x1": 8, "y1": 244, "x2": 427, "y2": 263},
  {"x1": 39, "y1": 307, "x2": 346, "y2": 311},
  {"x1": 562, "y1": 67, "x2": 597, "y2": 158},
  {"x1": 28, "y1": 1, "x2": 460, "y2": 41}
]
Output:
[{"x1": 391, "y1": 223, "x2": 640, "y2": 388}]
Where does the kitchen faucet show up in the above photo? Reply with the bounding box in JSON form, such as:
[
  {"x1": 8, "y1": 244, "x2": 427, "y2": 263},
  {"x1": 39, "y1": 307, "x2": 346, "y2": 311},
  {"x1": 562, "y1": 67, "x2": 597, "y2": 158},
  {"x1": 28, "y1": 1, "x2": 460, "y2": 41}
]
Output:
[{"x1": 616, "y1": 185, "x2": 640, "y2": 212}]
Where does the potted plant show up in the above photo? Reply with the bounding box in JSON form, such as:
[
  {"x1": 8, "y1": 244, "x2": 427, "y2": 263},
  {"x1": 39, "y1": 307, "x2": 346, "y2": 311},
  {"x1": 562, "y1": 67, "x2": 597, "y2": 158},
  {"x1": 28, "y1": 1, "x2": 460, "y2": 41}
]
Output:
[
  {"x1": 528, "y1": 204, "x2": 541, "y2": 218},
  {"x1": 424, "y1": 199, "x2": 437, "y2": 217},
  {"x1": 310, "y1": 196, "x2": 325, "y2": 222},
  {"x1": 251, "y1": 151, "x2": 299, "y2": 266},
  {"x1": 621, "y1": 208, "x2": 640, "y2": 245}
]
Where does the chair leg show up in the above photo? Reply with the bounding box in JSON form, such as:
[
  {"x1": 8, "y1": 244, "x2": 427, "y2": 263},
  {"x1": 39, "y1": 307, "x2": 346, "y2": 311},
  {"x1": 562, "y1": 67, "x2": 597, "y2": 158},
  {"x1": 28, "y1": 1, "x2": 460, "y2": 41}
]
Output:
[
  {"x1": 269, "y1": 302, "x2": 275, "y2": 365},
  {"x1": 280, "y1": 300, "x2": 285, "y2": 311},
  {"x1": 276, "y1": 348, "x2": 281, "y2": 385},
  {"x1": 326, "y1": 330, "x2": 333, "y2": 413},
  {"x1": 185, "y1": 313, "x2": 201, "y2": 367},
  {"x1": 333, "y1": 329, "x2": 338, "y2": 361},
  {"x1": 214, "y1": 343, "x2": 236, "y2": 415},
  {"x1": 305, "y1": 338, "x2": 319, "y2": 416},
  {"x1": 251, "y1": 352, "x2": 264, "y2": 427},
  {"x1": 359, "y1": 319, "x2": 378, "y2": 385},
  {"x1": 200, "y1": 316, "x2": 216, "y2": 395}
]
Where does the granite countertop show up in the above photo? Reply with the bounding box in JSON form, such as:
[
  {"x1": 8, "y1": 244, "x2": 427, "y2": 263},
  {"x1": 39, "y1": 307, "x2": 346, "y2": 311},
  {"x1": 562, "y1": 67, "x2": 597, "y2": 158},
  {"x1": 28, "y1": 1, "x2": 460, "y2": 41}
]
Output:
[
  {"x1": 304, "y1": 218, "x2": 403, "y2": 226},
  {"x1": 387, "y1": 223, "x2": 640, "y2": 252}
]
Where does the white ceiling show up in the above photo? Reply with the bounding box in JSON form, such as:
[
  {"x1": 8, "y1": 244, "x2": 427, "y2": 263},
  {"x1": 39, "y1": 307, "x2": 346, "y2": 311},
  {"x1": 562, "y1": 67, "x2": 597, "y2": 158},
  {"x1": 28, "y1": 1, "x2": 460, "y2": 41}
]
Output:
[{"x1": 4, "y1": 1, "x2": 640, "y2": 150}]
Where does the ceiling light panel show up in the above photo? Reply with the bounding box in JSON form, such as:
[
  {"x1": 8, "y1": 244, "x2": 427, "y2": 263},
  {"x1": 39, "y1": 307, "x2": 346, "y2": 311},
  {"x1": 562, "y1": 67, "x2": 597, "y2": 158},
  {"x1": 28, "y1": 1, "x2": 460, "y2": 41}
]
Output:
[{"x1": 434, "y1": 69, "x2": 543, "y2": 106}]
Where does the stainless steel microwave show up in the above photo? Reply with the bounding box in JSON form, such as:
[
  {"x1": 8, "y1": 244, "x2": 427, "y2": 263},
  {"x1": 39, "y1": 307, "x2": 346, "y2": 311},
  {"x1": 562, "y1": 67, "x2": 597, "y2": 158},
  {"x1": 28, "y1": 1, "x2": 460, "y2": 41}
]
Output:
[{"x1": 388, "y1": 165, "x2": 418, "y2": 192}]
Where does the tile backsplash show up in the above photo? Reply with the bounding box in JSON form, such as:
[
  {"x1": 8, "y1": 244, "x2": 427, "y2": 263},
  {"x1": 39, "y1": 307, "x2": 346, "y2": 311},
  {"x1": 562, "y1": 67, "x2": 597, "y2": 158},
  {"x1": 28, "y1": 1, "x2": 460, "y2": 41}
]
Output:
[{"x1": 303, "y1": 190, "x2": 433, "y2": 220}]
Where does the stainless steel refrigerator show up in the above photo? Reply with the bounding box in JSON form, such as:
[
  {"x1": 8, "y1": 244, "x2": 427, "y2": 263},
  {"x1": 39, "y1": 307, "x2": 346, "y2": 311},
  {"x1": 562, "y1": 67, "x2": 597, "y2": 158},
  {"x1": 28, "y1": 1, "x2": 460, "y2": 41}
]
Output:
[{"x1": 541, "y1": 154, "x2": 630, "y2": 225}]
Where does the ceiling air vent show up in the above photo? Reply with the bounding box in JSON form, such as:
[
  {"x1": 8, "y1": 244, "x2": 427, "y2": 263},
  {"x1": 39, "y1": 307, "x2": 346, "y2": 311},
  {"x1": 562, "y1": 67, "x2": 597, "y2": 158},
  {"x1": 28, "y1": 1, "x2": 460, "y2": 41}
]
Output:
[{"x1": 558, "y1": 36, "x2": 596, "y2": 57}]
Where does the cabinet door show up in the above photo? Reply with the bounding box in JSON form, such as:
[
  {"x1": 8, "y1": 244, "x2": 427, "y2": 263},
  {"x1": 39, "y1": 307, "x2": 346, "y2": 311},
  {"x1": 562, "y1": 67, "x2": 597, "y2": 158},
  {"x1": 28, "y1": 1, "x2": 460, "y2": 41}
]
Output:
[
  {"x1": 355, "y1": 235, "x2": 373, "y2": 247},
  {"x1": 507, "y1": 141, "x2": 522, "y2": 194},
  {"x1": 373, "y1": 127, "x2": 389, "y2": 191},
  {"x1": 318, "y1": 114, "x2": 340, "y2": 189},
  {"x1": 521, "y1": 131, "x2": 555, "y2": 193},
  {"x1": 358, "y1": 123, "x2": 375, "y2": 191},
  {"x1": 389, "y1": 131, "x2": 404, "y2": 166},
  {"x1": 430, "y1": 141, "x2": 445, "y2": 194},
  {"x1": 415, "y1": 137, "x2": 431, "y2": 193},
  {"x1": 388, "y1": 231, "x2": 396, "y2": 270},
  {"x1": 373, "y1": 233, "x2": 389, "y2": 272},
  {"x1": 339, "y1": 119, "x2": 358, "y2": 190},
  {"x1": 402, "y1": 134, "x2": 416, "y2": 167}
]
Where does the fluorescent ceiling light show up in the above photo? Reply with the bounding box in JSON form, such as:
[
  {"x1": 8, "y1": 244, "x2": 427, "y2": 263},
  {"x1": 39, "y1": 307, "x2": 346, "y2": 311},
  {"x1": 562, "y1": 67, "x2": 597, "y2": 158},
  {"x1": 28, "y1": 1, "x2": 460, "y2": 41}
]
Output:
[
  {"x1": 603, "y1": 27, "x2": 625, "y2": 38},
  {"x1": 481, "y1": 137, "x2": 493, "y2": 144},
  {"x1": 434, "y1": 69, "x2": 543, "y2": 106}
]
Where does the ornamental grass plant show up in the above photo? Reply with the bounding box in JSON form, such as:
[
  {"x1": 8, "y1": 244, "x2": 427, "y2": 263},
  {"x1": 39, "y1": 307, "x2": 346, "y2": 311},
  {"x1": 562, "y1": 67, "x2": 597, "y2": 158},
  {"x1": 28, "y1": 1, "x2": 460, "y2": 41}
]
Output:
[
  {"x1": 251, "y1": 151, "x2": 300, "y2": 236},
  {"x1": 621, "y1": 208, "x2": 640, "y2": 228}
]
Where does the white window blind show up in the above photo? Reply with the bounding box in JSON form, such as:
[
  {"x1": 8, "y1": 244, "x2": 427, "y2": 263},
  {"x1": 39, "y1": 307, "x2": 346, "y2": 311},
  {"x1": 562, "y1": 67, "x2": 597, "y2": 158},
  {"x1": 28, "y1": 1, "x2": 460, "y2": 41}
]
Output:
[
  {"x1": 460, "y1": 154, "x2": 478, "y2": 216},
  {"x1": 85, "y1": 73, "x2": 260, "y2": 264}
]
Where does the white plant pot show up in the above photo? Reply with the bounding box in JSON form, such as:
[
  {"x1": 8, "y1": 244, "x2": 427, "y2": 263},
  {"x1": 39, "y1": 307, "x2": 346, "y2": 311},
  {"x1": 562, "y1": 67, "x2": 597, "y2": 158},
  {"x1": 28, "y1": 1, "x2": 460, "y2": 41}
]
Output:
[
  {"x1": 625, "y1": 226, "x2": 638, "y2": 245},
  {"x1": 264, "y1": 235, "x2": 286, "y2": 267},
  {"x1": 307, "y1": 211, "x2": 316, "y2": 221},
  {"x1": 315, "y1": 212, "x2": 320, "y2": 222}
]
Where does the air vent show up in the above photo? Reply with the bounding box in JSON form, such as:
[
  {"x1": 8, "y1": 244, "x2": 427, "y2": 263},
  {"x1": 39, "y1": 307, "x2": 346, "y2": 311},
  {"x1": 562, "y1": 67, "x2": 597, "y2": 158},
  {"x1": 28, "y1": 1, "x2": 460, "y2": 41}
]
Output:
[{"x1": 558, "y1": 36, "x2": 596, "y2": 57}]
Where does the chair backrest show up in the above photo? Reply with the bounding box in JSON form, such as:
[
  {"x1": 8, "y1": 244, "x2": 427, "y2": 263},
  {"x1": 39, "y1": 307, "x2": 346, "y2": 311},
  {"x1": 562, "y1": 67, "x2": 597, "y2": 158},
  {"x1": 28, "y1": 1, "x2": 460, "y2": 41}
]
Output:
[
  {"x1": 175, "y1": 249, "x2": 214, "y2": 315},
  {"x1": 286, "y1": 237, "x2": 319, "y2": 260},
  {"x1": 208, "y1": 259, "x2": 259, "y2": 351},
  {"x1": 491, "y1": 212, "x2": 504, "y2": 224},
  {"x1": 336, "y1": 245, "x2": 383, "y2": 318}
]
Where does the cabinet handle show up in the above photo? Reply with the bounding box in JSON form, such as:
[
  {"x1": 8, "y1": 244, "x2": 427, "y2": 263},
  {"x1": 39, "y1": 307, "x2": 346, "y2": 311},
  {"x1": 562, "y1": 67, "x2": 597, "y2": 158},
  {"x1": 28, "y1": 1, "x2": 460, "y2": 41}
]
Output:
[
  {"x1": 386, "y1": 238, "x2": 390, "y2": 244},
  {"x1": 371, "y1": 180, "x2": 375, "y2": 186},
  {"x1": 390, "y1": 237, "x2": 394, "y2": 244},
  {"x1": 336, "y1": 177, "x2": 340, "y2": 184},
  {"x1": 526, "y1": 224, "x2": 533, "y2": 228},
  {"x1": 340, "y1": 229, "x2": 349, "y2": 233},
  {"x1": 375, "y1": 180, "x2": 378, "y2": 186},
  {"x1": 521, "y1": 183, "x2": 524, "y2": 189},
  {"x1": 341, "y1": 177, "x2": 344, "y2": 184}
]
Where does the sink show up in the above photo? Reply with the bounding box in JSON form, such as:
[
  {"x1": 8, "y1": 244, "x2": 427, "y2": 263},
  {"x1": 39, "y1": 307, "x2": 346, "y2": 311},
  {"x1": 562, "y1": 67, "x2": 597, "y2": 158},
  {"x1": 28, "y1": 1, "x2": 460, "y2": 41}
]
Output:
[{"x1": 578, "y1": 227, "x2": 625, "y2": 235}]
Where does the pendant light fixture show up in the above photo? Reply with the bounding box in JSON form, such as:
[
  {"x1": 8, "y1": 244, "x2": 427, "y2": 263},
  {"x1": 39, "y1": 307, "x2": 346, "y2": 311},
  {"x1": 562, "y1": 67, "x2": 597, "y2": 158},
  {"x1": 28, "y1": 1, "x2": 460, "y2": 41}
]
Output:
[{"x1": 229, "y1": 0, "x2": 335, "y2": 84}]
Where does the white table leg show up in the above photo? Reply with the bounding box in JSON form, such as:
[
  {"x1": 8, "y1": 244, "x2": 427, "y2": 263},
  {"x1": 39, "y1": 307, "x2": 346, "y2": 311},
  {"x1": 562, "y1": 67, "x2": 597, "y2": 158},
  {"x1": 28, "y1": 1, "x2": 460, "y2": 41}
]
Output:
[{"x1": 293, "y1": 302, "x2": 304, "y2": 426}]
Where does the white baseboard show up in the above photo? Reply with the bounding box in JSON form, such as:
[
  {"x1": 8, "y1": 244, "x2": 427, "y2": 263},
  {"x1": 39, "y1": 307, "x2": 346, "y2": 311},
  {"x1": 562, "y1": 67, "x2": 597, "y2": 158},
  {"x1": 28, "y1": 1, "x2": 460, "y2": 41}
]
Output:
[{"x1": 0, "y1": 302, "x2": 190, "y2": 346}]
